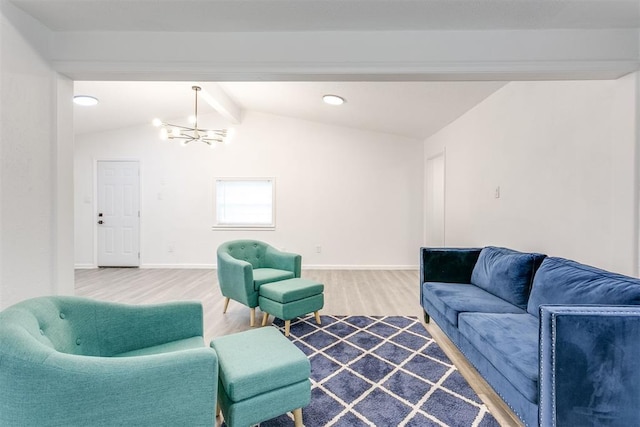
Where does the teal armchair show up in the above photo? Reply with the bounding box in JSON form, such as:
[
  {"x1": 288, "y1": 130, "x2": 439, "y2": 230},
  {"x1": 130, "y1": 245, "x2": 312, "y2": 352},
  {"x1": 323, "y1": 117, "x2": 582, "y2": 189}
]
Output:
[
  {"x1": 0, "y1": 296, "x2": 218, "y2": 426},
  {"x1": 217, "y1": 240, "x2": 302, "y2": 326}
]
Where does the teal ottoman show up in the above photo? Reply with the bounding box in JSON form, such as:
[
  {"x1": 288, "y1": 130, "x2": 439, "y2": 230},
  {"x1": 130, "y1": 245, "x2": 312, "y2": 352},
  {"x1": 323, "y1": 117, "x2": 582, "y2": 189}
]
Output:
[
  {"x1": 210, "y1": 327, "x2": 311, "y2": 427},
  {"x1": 259, "y1": 277, "x2": 324, "y2": 336}
]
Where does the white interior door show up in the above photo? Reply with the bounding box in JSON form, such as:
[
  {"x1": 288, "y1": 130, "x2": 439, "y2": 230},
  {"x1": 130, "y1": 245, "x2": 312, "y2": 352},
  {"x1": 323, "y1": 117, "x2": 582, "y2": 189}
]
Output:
[
  {"x1": 426, "y1": 153, "x2": 445, "y2": 247},
  {"x1": 97, "y1": 161, "x2": 140, "y2": 267}
]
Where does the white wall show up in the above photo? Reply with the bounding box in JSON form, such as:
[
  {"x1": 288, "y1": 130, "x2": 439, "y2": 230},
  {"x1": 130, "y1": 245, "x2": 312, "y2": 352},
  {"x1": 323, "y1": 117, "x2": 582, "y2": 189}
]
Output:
[
  {"x1": 0, "y1": 1, "x2": 75, "y2": 309},
  {"x1": 424, "y1": 75, "x2": 639, "y2": 275},
  {"x1": 75, "y1": 111, "x2": 424, "y2": 269}
]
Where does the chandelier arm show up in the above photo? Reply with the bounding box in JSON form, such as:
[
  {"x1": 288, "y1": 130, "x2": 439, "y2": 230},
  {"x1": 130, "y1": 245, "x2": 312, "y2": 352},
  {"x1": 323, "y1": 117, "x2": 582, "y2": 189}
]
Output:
[{"x1": 156, "y1": 85, "x2": 230, "y2": 146}]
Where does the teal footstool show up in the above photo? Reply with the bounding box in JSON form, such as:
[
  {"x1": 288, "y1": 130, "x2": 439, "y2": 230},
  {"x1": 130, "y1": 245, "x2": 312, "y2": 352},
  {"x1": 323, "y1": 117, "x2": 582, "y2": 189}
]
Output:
[
  {"x1": 259, "y1": 277, "x2": 324, "y2": 336},
  {"x1": 210, "y1": 327, "x2": 311, "y2": 427}
]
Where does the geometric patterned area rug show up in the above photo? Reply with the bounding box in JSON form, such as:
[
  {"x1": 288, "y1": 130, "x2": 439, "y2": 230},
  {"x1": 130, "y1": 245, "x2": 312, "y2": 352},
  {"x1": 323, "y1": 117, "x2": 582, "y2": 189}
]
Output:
[{"x1": 262, "y1": 315, "x2": 499, "y2": 427}]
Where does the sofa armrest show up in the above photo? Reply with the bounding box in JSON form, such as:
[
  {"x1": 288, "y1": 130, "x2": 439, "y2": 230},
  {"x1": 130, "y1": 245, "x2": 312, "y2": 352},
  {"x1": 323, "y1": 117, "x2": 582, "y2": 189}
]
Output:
[
  {"x1": 265, "y1": 246, "x2": 302, "y2": 277},
  {"x1": 420, "y1": 247, "x2": 482, "y2": 284},
  {"x1": 0, "y1": 348, "x2": 218, "y2": 426},
  {"x1": 92, "y1": 300, "x2": 204, "y2": 356},
  {"x1": 217, "y1": 251, "x2": 255, "y2": 304},
  {"x1": 539, "y1": 305, "x2": 640, "y2": 427}
]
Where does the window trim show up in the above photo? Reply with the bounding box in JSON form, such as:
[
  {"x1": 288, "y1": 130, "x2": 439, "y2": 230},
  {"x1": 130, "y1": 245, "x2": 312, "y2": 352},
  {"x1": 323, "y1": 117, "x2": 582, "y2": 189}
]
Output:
[{"x1": 212, "y1": 177, "x2": 276, "y2": 230}]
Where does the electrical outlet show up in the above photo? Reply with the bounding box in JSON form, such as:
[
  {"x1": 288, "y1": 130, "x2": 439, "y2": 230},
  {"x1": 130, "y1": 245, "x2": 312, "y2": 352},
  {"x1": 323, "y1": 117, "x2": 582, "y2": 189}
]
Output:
[
  {"x1": 316, "y1": 246, "x2": 322, "y2": 254},
  {"x1": 168, "y1": 243, "x2": 174, "y2": 253},
  {"x1": 495, "y1": 186, "x2": 501, "y2": 199}
]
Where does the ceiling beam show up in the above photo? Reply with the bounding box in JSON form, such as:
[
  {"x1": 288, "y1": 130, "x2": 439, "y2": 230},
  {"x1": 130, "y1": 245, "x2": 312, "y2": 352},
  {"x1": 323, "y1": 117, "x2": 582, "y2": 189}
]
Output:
[
  {"x1": 199, "y1": 83, "x2": 242, "y2": 125},
  {"x1": 51, "y1": 29, "x2": 639, "y2": 82}
]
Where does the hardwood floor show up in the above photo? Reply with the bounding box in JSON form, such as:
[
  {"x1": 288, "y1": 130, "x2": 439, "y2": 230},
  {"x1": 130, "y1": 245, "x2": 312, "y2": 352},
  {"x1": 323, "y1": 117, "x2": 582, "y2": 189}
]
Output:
[{"x1": 75, "y1": 268, "x2": 523, "y2": 427}]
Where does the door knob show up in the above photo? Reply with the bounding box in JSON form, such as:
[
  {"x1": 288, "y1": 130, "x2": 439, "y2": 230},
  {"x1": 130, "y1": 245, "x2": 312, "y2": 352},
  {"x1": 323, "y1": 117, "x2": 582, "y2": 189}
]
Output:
[{"x1": 98, "y1": 220, "x2": 104, "y2": 225}]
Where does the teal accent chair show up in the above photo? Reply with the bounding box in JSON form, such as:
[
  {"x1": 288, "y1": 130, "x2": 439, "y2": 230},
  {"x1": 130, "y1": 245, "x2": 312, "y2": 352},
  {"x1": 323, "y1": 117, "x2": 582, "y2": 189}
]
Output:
[
  {"x1": 0, "y1": 296, "x2": 218, "y2": 426},
  {"x1": 217, "y1": 240, "x2": 302, "y2": 326}
]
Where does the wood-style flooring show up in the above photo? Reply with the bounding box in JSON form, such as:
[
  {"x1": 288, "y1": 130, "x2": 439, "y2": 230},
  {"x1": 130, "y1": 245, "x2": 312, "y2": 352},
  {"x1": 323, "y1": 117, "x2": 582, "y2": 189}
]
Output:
[{"x1": 75, "y1": 268, "x2": 523, "y2": 427}]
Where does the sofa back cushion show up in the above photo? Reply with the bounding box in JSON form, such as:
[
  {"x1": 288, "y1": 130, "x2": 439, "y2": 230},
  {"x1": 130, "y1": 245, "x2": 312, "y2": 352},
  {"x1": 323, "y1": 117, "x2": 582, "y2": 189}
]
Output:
[
  {"x1": 527, "y1": 257, "x2": 640, "y2": 317},
  {"x1": 218, "y1": 240, "x2": 268, "y2": 269},
  {"x1": 0, "y1": 297, "x2": 101, "y2": 361},
  {"x1": 471, "y1": 247, "x2": 546, "y2": 309}
]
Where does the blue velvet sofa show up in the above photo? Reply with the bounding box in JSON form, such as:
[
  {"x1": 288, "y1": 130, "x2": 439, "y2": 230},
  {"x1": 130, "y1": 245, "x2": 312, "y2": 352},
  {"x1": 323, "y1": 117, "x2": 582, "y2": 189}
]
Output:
[
  {"x1": 0, "y1": 296, "x2": 218, "y2": 426},
  {"x1": 420, "y1": 246, "x2": 640, "y2": 427}
]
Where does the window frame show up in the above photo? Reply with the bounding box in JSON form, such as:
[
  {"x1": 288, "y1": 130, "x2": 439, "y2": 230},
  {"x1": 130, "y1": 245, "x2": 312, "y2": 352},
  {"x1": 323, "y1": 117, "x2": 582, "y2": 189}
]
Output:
[{"x1": 212, "y1": 177, "x2": 276, "y2": 230}]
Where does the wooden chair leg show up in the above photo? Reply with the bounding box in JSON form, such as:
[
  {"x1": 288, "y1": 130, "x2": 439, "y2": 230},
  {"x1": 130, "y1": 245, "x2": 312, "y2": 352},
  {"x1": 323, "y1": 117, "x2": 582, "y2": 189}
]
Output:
[
  {"x1": 250, "y1": 307, "x2": 256, "y2": 327},
  {"x1": 262, "y1": 312, "x2": 269, "y2": 326},
  {"x1": 293, "y1": 408, "x2": 303, "y2": 427},
  {"x1": 285, "y1": 320, "x2": 291, "y2": 337},
  {"x1": 314, "y1": 311, "x2": 321, "y2": 325},
  {"x1": 222, "y1": 297, "x2": 230, "y2": 314}
]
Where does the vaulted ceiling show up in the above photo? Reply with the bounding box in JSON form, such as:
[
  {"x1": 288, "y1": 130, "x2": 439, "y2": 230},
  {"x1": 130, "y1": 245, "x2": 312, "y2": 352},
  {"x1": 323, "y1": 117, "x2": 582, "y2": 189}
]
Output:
[
  {"x1": 12, "y1": 0, "x2": 640, "y2": 139},
  {"x1": 73, "y1": 80, "x2": 507, "y2": 140}
]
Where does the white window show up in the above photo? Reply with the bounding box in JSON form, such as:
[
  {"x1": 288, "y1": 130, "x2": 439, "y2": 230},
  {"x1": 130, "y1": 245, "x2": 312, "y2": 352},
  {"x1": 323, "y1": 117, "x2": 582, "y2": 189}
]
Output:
[{"x1": 214, "y1": 178, "x2": 275, "y2": 229}]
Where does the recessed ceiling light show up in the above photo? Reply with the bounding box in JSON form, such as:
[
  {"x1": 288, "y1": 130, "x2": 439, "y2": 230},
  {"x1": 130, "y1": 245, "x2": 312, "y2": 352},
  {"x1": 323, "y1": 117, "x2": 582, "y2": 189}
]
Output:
[
  {"x1": 323, "y1": 94, "x2": 345, "y2": 106},
  {"x1": 73, "y1": 95, "x2": 99, "y2": 106}
]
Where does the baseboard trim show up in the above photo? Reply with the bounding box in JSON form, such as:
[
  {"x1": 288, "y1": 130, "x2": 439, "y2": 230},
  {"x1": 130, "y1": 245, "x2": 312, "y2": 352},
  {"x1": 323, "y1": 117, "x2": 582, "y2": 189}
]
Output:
[
  {"x1": 75, "y1": 263, "x2": 418, "y2": 270},
  {"x1": 303, "y1": 265, "x2": 418, "y2": 270},
  {"x1": 74, "y1": 264, "x2": 96, "y2": 269},
  {"x1": 141, "y1": 264, "x2": 215, "y2": 269}
]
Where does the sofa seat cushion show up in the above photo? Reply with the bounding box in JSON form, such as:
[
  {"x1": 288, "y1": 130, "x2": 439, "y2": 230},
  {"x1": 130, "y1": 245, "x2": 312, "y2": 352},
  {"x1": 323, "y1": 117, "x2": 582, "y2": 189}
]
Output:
[
  {"x1": 458, "y1": 313, "x2": 539, "y2": 404},
  {"x1": 422, "y1": 282, "x2": 526, "y2": 327},
  {"x1": 253, "y1": 268, "x2": 295, "y2": 290},
  {"x1": 527, "y1": 257, "x2": 640, "y2": 317},
  {"x1": 113, "y1": 336, "x2": 204, "y2": 357},
  {"x1": 470, "y1": 247, "x2": 546, "y2": 309}
]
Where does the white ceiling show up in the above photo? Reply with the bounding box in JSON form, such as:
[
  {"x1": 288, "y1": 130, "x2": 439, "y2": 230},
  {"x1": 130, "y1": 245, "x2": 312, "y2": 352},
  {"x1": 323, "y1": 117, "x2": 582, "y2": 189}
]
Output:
[
  {"x1": 218, "y1": 81, "x2": 507, "y2": 139},
  {"x1": 50, "y1": 1, "x2": 637, "y2": 139},
  {"x1": 12, "y1": 0, "x2": 640, "y2": 32},
  {"x1": 74, "y1": 82, "x2": 218, "y2": 136},
  {"x1": 74, "y1": 81, "x2": 506, "y2": 140}
]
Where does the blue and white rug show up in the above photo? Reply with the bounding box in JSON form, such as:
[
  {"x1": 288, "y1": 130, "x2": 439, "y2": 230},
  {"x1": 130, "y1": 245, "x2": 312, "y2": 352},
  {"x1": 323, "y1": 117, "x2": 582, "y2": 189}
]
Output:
[{"x1": 264, "y1": 315, "x2": 499, "y2": 427}]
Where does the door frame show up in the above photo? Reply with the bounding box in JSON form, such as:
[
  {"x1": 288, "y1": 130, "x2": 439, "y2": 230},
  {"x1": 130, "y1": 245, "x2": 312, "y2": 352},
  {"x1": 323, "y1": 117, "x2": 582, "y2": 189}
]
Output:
[
  {"x1": 425, "y1": 150, "x2": 446, "y2": 247},
  {"x1": 93, "y1": 158, "x2": 142, "y2": 267}
]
